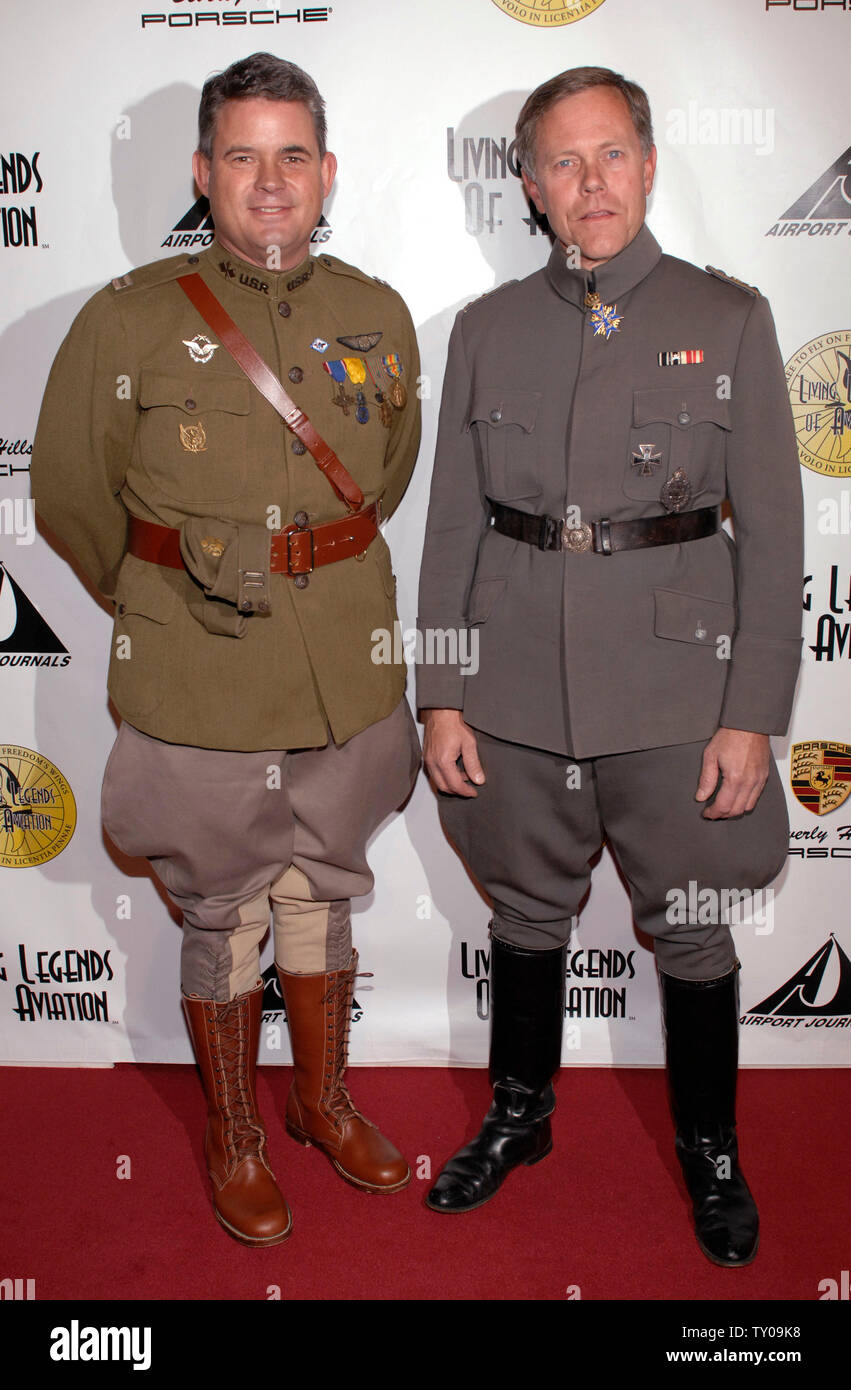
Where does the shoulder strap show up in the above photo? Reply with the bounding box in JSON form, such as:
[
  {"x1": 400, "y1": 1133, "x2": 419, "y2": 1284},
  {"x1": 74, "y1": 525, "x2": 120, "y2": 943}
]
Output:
[{"x1": 177, "y1": 273, "x2": 364, "y2": 513}]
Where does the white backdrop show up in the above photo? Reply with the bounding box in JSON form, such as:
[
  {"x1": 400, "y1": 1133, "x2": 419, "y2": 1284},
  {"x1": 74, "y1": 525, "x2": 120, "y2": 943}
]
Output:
[{"x1": 1, "y1": 0, "x2": 849, "y2": 1069}]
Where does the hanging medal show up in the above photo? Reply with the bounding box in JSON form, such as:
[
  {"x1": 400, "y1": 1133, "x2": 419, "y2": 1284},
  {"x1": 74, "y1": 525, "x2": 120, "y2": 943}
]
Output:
[
  {"x1": 584, "y1": 271, "x2": 622, "y2": 340},
  {"x1": 323, "y1": 359, "x2": 356, "y2": 416},
  {"x1": 342, "y1": 356, "x2": 370, "y2": 423},
  {"x1": 381, "y1": 353, "x2": 407, "y2": 409},
  {"x1": 366, "y1": 355, "x2": 393, "y2": 428}
]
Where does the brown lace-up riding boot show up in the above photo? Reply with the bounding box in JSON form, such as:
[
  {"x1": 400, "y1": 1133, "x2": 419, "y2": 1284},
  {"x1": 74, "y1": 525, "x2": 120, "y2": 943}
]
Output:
[
  {"x1": 183, "y1": 982, "x2": 292, "y2": 1246},
  {"x1": 277, "y1": 951, "x2": 410, "y2": 1193}
]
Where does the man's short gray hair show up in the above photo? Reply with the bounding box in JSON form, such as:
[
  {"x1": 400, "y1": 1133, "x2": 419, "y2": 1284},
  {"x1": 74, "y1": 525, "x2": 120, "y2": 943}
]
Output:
[
  {"x1": 197, "y1": 51, "x2": 327, "y2": 160},
  {"x1": 516, "y1": 66, "x2": 654, "y2": 179}
]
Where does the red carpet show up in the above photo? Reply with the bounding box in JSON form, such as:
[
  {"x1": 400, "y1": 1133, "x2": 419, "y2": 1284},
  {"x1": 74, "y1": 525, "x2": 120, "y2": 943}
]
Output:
[{"x1": 1, "y1": 1064, "x2": 847, "y2": 1302}]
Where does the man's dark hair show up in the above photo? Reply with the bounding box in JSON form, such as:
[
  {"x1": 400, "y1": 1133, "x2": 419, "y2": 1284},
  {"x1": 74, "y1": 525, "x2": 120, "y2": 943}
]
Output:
[
  {"x1": 197, "y1": 52, "x2": 327, "y2": 159},
  {"x1": 516, "y1": 66, "x2": 654, "y2": 179}
]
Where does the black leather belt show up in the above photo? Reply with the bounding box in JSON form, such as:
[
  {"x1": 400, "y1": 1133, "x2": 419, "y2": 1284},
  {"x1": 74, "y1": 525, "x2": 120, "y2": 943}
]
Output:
[{"x1": 488, "y1": 499, "x2": 721, "y2": 554}]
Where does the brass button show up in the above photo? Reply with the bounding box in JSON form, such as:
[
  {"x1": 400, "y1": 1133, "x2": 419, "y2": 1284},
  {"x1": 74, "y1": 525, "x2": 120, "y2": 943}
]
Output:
[
  {"x1": 294, "y1": 574, "x2": 309, "y2": 589},
  {"x1": 187, "y1": 256, "x2": 199, "y2": 265},
  {"x1": 288, "y1": 366, "x2": 304, "y2": 384},
  {"x1": 677, "y1": 410, "x2": 691, "y2": 425},
  {"x1": 117, "y1": 603, "x2": 126, "y2": 616},
  {"x1": 184, "y1": 398, "x2": 196, "y2": 410},
  {"x1": 490, "y1": 408, "x2": 502, "y2": 423},
  {"x1": 292, "y1": 440, "x2": 306, "y2": 455},
  {"x1": 278, "y1": 301, "x2": 291, "y2": 318},
  {"x1": 294, "y1": 510, "x2": 309, "y2": 528}
]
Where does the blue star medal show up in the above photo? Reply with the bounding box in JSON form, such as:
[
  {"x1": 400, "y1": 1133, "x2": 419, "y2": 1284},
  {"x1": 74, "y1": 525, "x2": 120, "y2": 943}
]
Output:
[{"x1": 584, "y1": 273, "x2": 622, "y2": 339}]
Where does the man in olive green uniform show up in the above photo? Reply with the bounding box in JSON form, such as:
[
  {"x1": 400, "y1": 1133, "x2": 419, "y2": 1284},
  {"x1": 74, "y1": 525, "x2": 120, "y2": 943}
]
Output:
[
  {"x1": 418, "y1": 69, "x2": 802, "y2": 1266},
  {"x1": 31, "y1": 53, "x2": 421, "y2": 1247}
]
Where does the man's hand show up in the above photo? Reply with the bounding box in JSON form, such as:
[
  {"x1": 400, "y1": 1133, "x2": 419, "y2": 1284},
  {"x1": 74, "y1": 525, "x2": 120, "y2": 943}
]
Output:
[
  {"x1": 422, "y1": 708, "x2": 485, "y2": 797},
  {"x1": 696, "y1": 728, "x2": 771, "y2": 819}
]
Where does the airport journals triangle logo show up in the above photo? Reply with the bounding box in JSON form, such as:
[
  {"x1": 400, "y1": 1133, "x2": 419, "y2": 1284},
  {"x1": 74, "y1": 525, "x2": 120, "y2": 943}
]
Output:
[
  {"x1": 162, "y1": 197, "x2": 332, "y2": 251},
  {"x1": 780, "y1": 146, "x2": 851, "y2": 221},
  {"x1": 261, "y1": 961, "x2": 286, "y2": 1020},
  {"x1": 767, "y1": 145, "x2": 851, "y2": 236},
  {"x1": 746, "y1": 935, "x2": 851, "y2": 1019},
  {"x1": 0, "y1": 563, "x2": 67, "y2": 655},
  {"x1": 260, "y1": 959, "x2": 364, "y2": 1022},
  {"x1": 162, "y1": 195, "x2": 215, "y2": 250}
]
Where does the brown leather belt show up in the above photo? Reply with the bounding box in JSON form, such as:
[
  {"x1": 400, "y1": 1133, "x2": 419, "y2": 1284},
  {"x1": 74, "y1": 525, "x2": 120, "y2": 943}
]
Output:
[
  {"x1": 128, "y1": 503, "x2": 380, "y2": 577},
  {"x1": 488, "y1": 499, "x2": 720, "y2": 554}
]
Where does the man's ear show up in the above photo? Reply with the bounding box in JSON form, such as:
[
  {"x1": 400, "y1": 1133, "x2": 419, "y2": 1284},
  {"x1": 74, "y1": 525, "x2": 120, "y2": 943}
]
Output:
[
  {"x1": 643, "y1": 144, "x2": 657, "y2": 197},
  {"x1": 320, "y1": 150, "x2": 337, "y2": 201},
  {"x1": 522, "y1": 168, "x2": 546, "y2": 216},
  {"x1": 192, "y1": 149, "x2": 211, "y2": 197}
]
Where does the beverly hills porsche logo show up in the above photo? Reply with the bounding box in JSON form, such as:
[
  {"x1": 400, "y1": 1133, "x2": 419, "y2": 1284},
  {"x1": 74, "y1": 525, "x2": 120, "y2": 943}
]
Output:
[{"x1": 790, "y1": 740, "x2": 851, "y2": 816}]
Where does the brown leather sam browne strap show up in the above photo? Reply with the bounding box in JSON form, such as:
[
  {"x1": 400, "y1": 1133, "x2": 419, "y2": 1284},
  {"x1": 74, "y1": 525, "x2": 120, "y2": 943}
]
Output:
[{"x1": 176, "y1": 272, "x2": 364, "y2": 514}]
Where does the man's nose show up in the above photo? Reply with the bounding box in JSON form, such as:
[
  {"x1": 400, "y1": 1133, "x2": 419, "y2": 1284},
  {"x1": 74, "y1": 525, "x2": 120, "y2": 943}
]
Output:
[
  {"x1": 582, "y1": 162, "x2": 606, "y2": 193},
  {"x1": 255, "y1": 159, "x2": 285, "y2": 189}
]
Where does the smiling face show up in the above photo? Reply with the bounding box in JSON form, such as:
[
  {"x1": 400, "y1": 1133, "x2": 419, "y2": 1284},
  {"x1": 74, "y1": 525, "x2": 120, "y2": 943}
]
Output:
[
  {"x1": 522, "y1": 85, "x2": 656, "y2": 270},
  {"x1": 192, "y1": 96, "x2": 336, "y2": 271}
]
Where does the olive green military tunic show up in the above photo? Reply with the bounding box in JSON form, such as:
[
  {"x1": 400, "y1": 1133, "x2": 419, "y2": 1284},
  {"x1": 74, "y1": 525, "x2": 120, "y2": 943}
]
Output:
[{"x1": 32, "y1": 241, "x2": 421, "y2": 752}]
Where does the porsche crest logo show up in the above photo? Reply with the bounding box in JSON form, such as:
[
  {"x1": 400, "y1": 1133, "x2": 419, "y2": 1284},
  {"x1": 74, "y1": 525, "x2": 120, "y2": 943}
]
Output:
[{"x1": 790, "y1": 740, "x2": 851, "y2": 816}]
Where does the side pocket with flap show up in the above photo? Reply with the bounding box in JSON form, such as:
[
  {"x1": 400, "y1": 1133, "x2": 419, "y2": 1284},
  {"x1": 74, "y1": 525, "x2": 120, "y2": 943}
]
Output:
[
  {"x1": 107, "y1": 553, "x2": 177, "y2": 718},
  {"x1": 653, "y1": 587, "x2": 736, "y2": 648}
]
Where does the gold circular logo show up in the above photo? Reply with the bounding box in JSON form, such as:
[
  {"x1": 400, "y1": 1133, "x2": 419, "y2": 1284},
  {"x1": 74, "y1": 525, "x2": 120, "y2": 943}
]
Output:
[
  {"x1": 0, "y1": 744, "x2": 77, "y2": 867},
  {"x1": 785, "y1": 331, "x2": 851, "y2": 478},
  {"x1": 490, "y1": 0, "x2": 606, "y2": 26}
]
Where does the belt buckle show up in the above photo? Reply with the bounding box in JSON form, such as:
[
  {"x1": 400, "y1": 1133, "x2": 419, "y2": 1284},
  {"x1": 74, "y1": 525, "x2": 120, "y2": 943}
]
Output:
[
  {"x1": 561, "y1": 520, "x2": 593, "y2": 553},
  {"x1": 286, "y1": 525, "x2": 315, "y2": 574}
]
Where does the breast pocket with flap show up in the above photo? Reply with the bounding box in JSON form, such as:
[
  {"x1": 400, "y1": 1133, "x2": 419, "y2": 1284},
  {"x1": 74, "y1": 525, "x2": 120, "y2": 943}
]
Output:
[
  {"x1": 625, "y1": 386, "x2": 731, "y2": 502},
  {"x1": 468, "y1": 387, "x2": 542, "y2": 502},
  {"x1": 137, "y1": 368, "x2": 251, "y2": 505}
]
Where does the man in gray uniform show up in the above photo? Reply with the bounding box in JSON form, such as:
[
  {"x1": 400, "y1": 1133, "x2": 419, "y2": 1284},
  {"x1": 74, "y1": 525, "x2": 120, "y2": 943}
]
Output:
[
  {"x1": 417, "y1": 68, "x2": 802, "y2": 1266},
  {"x1": 32, "y1": 53, "x2": 421, "y2": 1247}
]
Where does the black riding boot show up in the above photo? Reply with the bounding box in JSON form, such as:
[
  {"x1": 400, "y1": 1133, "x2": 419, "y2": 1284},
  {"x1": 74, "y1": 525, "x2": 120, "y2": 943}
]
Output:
[
  {"x1": 660, "y1": 964, "x2": 759, "y2": 1267},
  {"x1": 426, "y1": 934, "x2": 566, "y2": 1213}
]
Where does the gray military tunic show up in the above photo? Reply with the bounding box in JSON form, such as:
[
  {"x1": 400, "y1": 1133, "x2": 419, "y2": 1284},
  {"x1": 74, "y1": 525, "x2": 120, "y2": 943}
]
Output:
[{"x1": 417, "y1": 225, "x2": 802, "y2": 758}]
